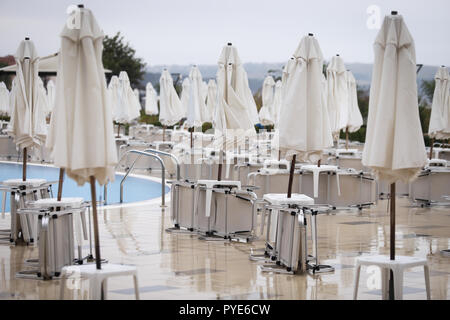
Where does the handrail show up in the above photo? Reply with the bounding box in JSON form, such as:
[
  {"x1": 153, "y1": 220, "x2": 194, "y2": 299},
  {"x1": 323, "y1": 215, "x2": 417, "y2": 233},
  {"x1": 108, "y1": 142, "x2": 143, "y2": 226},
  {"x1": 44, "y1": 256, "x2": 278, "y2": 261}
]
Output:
[
  {"x1": 143, "y1": 148, "x2": 181, "y2": 181},
  {"x1": 118, "y1": 150, "x2": 166, "y2": 206}
]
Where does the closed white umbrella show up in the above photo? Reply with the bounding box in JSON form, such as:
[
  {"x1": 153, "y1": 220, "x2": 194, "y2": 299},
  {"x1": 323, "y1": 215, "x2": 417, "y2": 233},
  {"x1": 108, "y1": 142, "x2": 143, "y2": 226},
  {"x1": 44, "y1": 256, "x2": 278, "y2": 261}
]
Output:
[
  {"x1": 428, "y1": 66, "x2": 450, "y2": 157},
  {"x1": 144, "y1": 82, "x2": 158, "y2": 115},
  {"x1": 46, "y1": 79, "x2": 55, "y2": 115},
  {"x1": 36, "y1": 77, "x2": 50, "y2": 117},
  {"x1": 180, "y1": 77, "x2": 190, "y2": 118},
  {"x1": 0, "y1": 82, "x2": 9, "y2": 116},
  {"x1": 342, "y1": 70, "x2": 363, "y2": 148},
  {"x1": 8, "y1": 38, "x2": 47, "y2": 180},
  {"x1": 362, "y1": 12, "x2": 427, "y2": 296},
  {"x1": 214, "y1": 43, "x2": 256, "y2": 179},
  {"x1": 47, "y1": 5, "x2": 117, "y2": 269},
  {"x1": 326, "y1": 55, "x2": 348, "y2": 141},
  {"x1": 108, "y1": 75, "x2": 120, "y2": 122},
  {"x1": 205, "y1": 79, "x2": 217, "y2": 123},
  {"x1": 201, "y1": 81, "x2": 208, "y2": 103},
  {"x1": 159, "y1": 69, "x2": 184, "y2": 127},
  {"x1": 272, "y1": 80, "x2": 283, "y2": 128},
  {"x1": 186, "y1": 66, "x2": 207, "y2": 129},
  {"x1": 118, "y1": 71, "x2": 140, "y2": 123},
  {"x1": 258, "y1": 75, "x2": 276, "y2": 126},
  {"x1": 279, "y1": 34, "x2": 333, "y2": 166}
]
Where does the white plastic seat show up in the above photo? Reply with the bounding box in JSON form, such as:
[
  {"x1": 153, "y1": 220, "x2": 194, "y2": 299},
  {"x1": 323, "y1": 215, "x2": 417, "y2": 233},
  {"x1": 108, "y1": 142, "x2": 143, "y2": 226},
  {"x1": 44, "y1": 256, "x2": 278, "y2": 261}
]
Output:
[
  {"x1": 60, "y1": 264, "x2": 140, "y2": 300},
  {"x1": 353, "y1": 255, "x2": 430, "y2": 300}
]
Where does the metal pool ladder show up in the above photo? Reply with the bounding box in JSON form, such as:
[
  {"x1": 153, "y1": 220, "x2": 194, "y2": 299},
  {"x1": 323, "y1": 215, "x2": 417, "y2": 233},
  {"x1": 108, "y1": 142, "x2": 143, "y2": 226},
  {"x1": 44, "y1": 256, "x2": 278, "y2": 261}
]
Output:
[{"x1": 105, "y1": 149, "x2": 181, "y2": 207}]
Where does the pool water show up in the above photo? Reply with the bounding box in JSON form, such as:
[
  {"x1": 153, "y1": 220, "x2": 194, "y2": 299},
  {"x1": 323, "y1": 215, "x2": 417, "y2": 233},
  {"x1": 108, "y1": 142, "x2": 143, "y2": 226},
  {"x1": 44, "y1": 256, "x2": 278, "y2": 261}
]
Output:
[{"x1": 0, "y1": 162, "x2": 169, "y2": 212}]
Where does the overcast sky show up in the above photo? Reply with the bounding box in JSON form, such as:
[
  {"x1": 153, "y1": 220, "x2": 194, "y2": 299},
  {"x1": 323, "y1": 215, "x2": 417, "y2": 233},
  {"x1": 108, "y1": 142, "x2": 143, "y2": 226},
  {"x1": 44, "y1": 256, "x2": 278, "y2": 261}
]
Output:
[{"x1": 1, "y1": 0, "x2": 449, "y2": 68}]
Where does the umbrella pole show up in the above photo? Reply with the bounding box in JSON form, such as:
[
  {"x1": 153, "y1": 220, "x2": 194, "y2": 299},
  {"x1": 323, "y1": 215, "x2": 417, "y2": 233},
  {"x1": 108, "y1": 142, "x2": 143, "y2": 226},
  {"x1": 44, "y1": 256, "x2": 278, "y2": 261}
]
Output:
[
  {"x1": 57, "y1": 168, "x2": 64, "y2": 201},
  {"x1": 22, "y1": 148, "x2": 27, "y2": 181},
  {"x1": 190, "y1": 128, "x2": 193, "y2": 149},
  {"x1": 287, "y1": 155, "x2": 296, "y2": 198},
  {"x1": 429, "y1": 138, "x2": 434, "y2": 160},
  {"x1": 163, "y1": 126, "x2": 166, "y2": 142},
  {"x1": 89, "y1": 176, "x2": 101, "y2": 270},
  {"x1": 389, "y1": 182, "x2": 396, "y2": 299},
  {"x1": 345, "y1": 127, "x2": 349, "y2": 149},
  {"x1": 116, "y1": 123, "x2": 121, "y2": 138}
]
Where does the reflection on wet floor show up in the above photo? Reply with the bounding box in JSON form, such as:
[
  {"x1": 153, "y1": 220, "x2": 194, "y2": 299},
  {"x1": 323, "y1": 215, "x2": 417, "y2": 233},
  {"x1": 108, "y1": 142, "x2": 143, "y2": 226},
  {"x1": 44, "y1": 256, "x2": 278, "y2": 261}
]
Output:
[{"x1": 0, "y1": 196, "x2": 449, "y2": 300}]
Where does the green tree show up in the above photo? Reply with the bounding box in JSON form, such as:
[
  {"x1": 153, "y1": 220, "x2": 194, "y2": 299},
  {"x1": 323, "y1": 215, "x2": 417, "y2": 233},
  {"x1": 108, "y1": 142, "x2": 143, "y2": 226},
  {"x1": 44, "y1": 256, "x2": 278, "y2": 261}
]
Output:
[
  {"x1": 420, "y1": 79, "x2": 435, "y2": 103},
  {"x1": 102, "y1": 32, "x2": 146, "y2": 88}
]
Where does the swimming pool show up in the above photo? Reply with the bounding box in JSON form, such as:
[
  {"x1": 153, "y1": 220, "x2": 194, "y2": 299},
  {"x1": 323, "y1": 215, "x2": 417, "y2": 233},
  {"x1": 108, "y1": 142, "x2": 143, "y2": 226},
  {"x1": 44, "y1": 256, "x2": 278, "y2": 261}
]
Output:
[{"x1": 0, "y1": 162, "x2": 169, "y2": 212}]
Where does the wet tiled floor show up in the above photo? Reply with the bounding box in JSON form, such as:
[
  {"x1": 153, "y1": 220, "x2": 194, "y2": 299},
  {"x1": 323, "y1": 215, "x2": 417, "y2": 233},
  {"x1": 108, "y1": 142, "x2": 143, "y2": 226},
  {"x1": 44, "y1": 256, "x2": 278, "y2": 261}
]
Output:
[{"x1": 0, "y1": 193, "x2": 449, "y2": 300}]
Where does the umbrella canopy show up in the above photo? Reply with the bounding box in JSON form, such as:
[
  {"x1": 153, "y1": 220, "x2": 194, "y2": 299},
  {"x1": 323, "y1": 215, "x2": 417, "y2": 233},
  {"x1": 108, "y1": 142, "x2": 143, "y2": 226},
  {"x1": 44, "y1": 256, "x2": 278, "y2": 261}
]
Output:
[
  {"x1": 258, "y1": 75, "x2": 276, "y2": 126},
  {"x1": 159, "y1": 69, "x2": 184, "y2": 126},
  {"x1": 7, "y1": 39, "x2": 46, "y2": 149},
  {"x1": 428, "y1": 66, "x2": 450, "y2": 140},
  {"x1": 344, "y1": 70, "x2": 363, "y2": 132},
  {"x1": 133, "y1": 88, "x2": 140, "y2": 104},
  {"x1": 36, "y1": 77, "x2": 50, "y2": 121},
  {"x1": 185, "y1": 66, "x2": 207, "y2": 128},
  {"x1": 180, "y1": 77, "x2": 190, "y2": 118},
  {"x1": 46, "y1": 7, "x2": 117, "y2": 186},
  {"x1": 46, "y1": 79, "x2": 55, "y2": 115},
  {"x1": 201, "y1": 81, "x2": 208, "y2": 103},
  {"x1": 326, "y1": 55, "x2": 348, "y2": 138},
  {"x1": 362, "y1": 14, "x2": 427, "y2": 183},
  {"x1": 0, "y1": 82, "x2": 9, "y2": 116},
  {"x1": 214, "y1": 44, "x2": 256, "y2": 135},
  {"x1": 205, "y1": 79, "x2": 217, "y2": 123},
  {"x1": 116, "y1": 71, "x2": 141, "y2": 123},
  {"x1": 272, "y1": 80, "x2": 283, "y2": 128},
  {"x1": 144, "y1": 82, "x2": 158, "y2": 115},
  {"x1": 278, "y1": 35, "x2": 333, "y2": 163},
  {"x1": 108, "y1": 75, "x2": 121, "y2": 121}
]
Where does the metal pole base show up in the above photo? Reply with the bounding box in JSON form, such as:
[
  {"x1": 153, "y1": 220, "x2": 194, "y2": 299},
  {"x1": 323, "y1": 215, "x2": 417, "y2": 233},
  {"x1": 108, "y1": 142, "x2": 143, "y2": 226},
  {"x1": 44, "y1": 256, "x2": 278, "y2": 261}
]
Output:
[
  {"x1": 165, "y1": 227, "x2": 194, "y2": 234},
  {"x1": 259, "y1": 264, "x2": 294, "y2": 275},
  {"x1": 440, "y1": 249, "x2": 450, "y2": 257},
  {"x1": 307, "y1": 263, "x2": 335, "y2": 274}
]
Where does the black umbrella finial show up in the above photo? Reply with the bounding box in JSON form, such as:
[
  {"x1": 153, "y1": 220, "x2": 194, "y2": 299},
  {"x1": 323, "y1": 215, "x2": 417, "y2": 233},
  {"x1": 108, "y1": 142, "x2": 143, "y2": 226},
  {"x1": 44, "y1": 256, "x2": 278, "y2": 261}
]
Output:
[
  {"x1": 25, "y1": 37, "x2": 30, "y2": 40},
  {"x1": 78, "y1": 4, "x2": 84, "y2": 8},
  {"x1": 308, "y1": 33, "x2": 314, "y2": 36},
  {"x1": 391, "y1": 10, "x2": 398, "y2": 15},
  {"x1": 227, "y1": 42, "x2": 232, "y2": 46},
  {"x1": 336, "y1": 54, "x2": 340, "y2": 56}
]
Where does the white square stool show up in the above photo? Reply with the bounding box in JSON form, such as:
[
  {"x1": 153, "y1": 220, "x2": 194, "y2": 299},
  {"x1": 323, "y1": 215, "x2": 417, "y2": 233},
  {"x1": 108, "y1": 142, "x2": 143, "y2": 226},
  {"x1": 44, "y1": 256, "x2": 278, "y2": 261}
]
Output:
[
  {"x1": 60, "y1": 264, "x2": 140, "y2": 300},
  {"x1": 353, "y1": 255, "x2": 430, "y2": 300}
]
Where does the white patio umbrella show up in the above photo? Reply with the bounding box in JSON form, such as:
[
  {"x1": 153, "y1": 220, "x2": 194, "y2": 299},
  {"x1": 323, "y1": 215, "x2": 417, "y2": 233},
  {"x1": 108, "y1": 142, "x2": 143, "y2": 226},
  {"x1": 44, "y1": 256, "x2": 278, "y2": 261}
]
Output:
[
  {"x1": 343, "y1": 70, "x2": 363, "y2": 148},
  {"x1": 186, "y1": 66, "x2": 208, "y2": 148},
  {"x1": 214, "y1": 43, "x2": 256, "y2": 179},
  {"x1": 258, "y1": 75, "x2": 276, "y2": 126},
  {"x1": 119, "y1": 71, "x2": 141, "y2": 121},
  {"x1": 201, "y1": 81, "x2": 208, "y2": 103},
  {"x1": 362, "y1": 12, "x2": 427, "y2": 297},
  {"x1": 326, "y1": 55, "x2": 348, "y2": 141},
  {"x1": 186, "y1": 66, "x2": 207, "y2": 126},
  {"x1": 180, "y1": 77, "x2": 190, "y2": 118},
  {"x1": 159, "y1": 68, "x2": 184, "y2": 140},
  {"x1": 8, "y1": 38, "x2": 47, "y2": 180},
  {"x1": 272, "y1": 80, "x2": 283, "y2": 128},
  {"x1": 205, "y1": 79, "x2": 217, "y2": 123},
  {"x1": 108, "y1": 75, "x2": 120, "y2": 122},
  {"x1": 112, "y1": 71, "x2": 140, "y2": 137},
  {"x1": 133, "y1": 88, "x2": 140, "y2": 104},
  {"x1": 0, "y1": 82, "x2": 9, "y2": 116},
  {"x1": 46, "y1": 5, "x2": 117, "y2": 269},
  {"x1": 144, "y1": 82, "x2": 158, "y2": 115},
  {"x1": 279, "y1": 34, "x2": 333, "y2": 174},
  {"x1": 428, "y1": 66, "x2": 450, "y2": 158},
  {"x1": 36, "y1": 77, "x2": 50, "y2": 117},
  {"x1": 46, "y1": 79, "x2": 55, "y2": 115}
]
